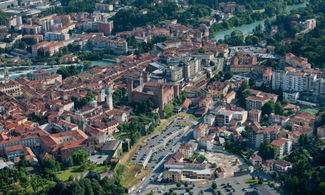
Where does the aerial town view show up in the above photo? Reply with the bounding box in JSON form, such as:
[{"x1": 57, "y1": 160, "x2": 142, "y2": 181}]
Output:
[{"x1": 0, "y1": 0, "x2": 324, "y2": 194}]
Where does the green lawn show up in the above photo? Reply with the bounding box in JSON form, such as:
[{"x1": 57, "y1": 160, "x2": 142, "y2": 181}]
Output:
[
  {"x1": 90, "y1": 164, "x2": 110, "y2": 173},
  {"x1": 57, "y1": 164, "x2": 110, "y2": 181},
  {"x1": 57, "y1": 167, "x2": 85, "y2": 181},
  {"x1": 178, "y1": 9, "x2": 186, "y2": 14},
  {"x1": 189, "y1": 114, "x2": 201, "y2": 121},
  {"x1": 300, "y1": 108, "x2": 319, "y2": 115}
]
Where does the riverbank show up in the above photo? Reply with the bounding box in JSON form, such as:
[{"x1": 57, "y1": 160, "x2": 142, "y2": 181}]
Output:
[
  {"x1": 0, "y1": 59, "x2": 116, "y2": 80},
  {"x1": 213, "y1": 2, "x2": 307, "y2": 41}
]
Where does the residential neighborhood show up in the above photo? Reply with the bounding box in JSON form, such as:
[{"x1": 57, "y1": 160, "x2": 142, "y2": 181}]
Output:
[{"x1": 0, "y1": 0, "x2": 324, "y2": 194}]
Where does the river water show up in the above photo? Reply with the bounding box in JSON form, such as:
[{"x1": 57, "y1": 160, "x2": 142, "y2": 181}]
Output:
[
  {"x1": 0, "y1": 58, "x2": 116, "y2": 80},
  {"x1": 213, "y1": 2, "x2": 307, "y2": 41}
]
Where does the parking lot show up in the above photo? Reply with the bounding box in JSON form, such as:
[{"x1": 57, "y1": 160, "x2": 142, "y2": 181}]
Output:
[
  {"x1": 141, "y1": 174, "x2": 255, "y2": 195},
  {"x1": 88, "y1": 154, "x2": 109, "y2": 164},
  {"x1": 130, "y1": 117, "x2": 197, "y2": 169}
]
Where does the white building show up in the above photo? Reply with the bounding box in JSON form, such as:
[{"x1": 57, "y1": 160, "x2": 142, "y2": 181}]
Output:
[
  {"x1": 199, "y1": 137, "x2": 214, "y2": 151},
  {"x1": 283, "y1": 91, "x2": 299, "y2": 103},
  {"x1": 272, "y1": 70, "x2": 325, "y2": 98},
  {"x1": 45, "y1": 32, "x2": 70, "y2": 41},
  {"x1": 203, "y1": 114, "x2": 215, "y2": 126}
]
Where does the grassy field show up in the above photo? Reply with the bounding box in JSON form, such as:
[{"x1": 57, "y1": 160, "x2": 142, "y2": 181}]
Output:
[
  {"x1": 57, "y1": 167, "x2": 85, "y2": 181},
  {"x1": 178, "y1": 9, "x2": 186, "y2": 14},
  {"x1": 57, "y1": 164, "x2": 110, "y2": 181},
  {"x1": 300, "y1": 108, "x2": 319, "y2": 115},
  {"x1": 119, "y1": 112, "x2": 193, "y2": 189},
  {"x1": 189, "y1": 114, "x2": 201, "y2": 121}
]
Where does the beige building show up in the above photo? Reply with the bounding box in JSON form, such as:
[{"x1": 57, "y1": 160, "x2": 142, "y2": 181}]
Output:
[
  {"x1": 179, "y1": 143, "x2": 194, "y2": 159},
  {"x1": 224, "y1": 90, "x2": 236, "y2": 104},
  {"x1": 271, "y1": 138, "x2": 292, "y2": 159},
  {"x1": 163, "y1": 170, "x2": 182, "y2": 182},
  {"x1": 0, "y1": 80, "x2": 22, "y2": 97},
  {"x1": 193, "y1": 124, "x2": 208, "y2": 140}
]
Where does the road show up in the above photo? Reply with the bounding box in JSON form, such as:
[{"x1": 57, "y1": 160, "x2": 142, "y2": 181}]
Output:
[{"x1": 129, "y1": 117, "x2": 198, "y2": 194}]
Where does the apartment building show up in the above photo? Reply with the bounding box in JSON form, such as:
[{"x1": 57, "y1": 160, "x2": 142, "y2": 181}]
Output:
[
  {"x1": 248, "y1": 124, "x2": 280, "y2": 149},
  {"x1": 285, "y1": 53, "x2": 311, "y2": 69},
  {"x1": 245, "y1": 89, "x2": 278, "y2": 110},
  {"x1": 207, "y1": 81, "x2": 230, "y2": 99},
  {"x1": 45, "y1": 32, "x2": 70, "y2": 41},
  {"x1": 248, "y1": 109, "x2": 262, "y2": 123},
  {"x1": 272, "y1": 70, "x2": 325, "y2": 98},
  {"x1": 271, "y1": 138, "x2": 292, "y2": 159},
  {"x1": 5, "y1": 15, "x2": 22, "y2": 28},
  {"x1": 88, "y1": 36, "x2": 127, "y2": 54},
  {"x1": 214, "y1": 107, "x2": 247, "y2": 126},
  {"x1": 193, "y1": 123, "x2": 208, "y2": 140},
  {"x1": 83, "y1": 21, "x2": 114, "y2": 35}
]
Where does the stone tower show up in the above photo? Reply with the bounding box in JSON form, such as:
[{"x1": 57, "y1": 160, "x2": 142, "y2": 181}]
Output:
[
  {"x1": 4, "y1": 66, "x2": 9, "y2": 83},
  {"x1": 139, "y1": 71, "x2": 143, "y2": 85},
  {"x1": 99, "y1": 89, "x2": 106, "y2": 102},
  {"x1": 106, "y1": 86, "x2": 113, "y2": 110}
]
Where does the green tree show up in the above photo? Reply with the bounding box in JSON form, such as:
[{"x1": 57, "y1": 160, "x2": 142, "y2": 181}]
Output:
[
  {"x1": 261, "y1": 101, "x2": 275, "y2": 116},
  {"x1": 42, "y1": 157, "x2": 61, "y2": 172},
  {"x1": 282, "y1": 99, "x2": 290, "y2": 105},
  {"x1": 275, "y1": 102, "x2": 284, "y2": 115},
  {"x1": 237, "y1": 81, "x2": 250, "y2": 108},
  {"x1": 83, "y1": 61, "x2": 92, "y2": 71},
  {"x1": 224, "y1": 71, "x2": 233, "y2": 80},
  {"x1": 91, "y1": 178, "x2": 104, "y2": 195},
  {"x1": 198, "y1": 47, "x2": 206, "y2": 53},
  {"x1": 72, "y1": 150, "x2": 88, "y2": 165},
  {"x1": 259, "y1": 139, "x2": 277, "y2": 160},
  {"x1": 298, "y1": 134, "x2": 310, "y2": 146},
  {"x1": 17, "y1": 154, "x2": 28, "y2": 169},
  {"x1": 64, "y1": 181, "x2": 85, "y2": 195},
  {"x1": 211, "y1": 181, "x2": 217, "y2": 189}
]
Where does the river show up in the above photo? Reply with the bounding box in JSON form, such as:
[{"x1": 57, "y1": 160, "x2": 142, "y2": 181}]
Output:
[
  {"x1": 0, "y1": 58, "x2": 116, "y2": 80},
  {"x1": 213, "y1": 2, "x2": 307, "y2": 41}
]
